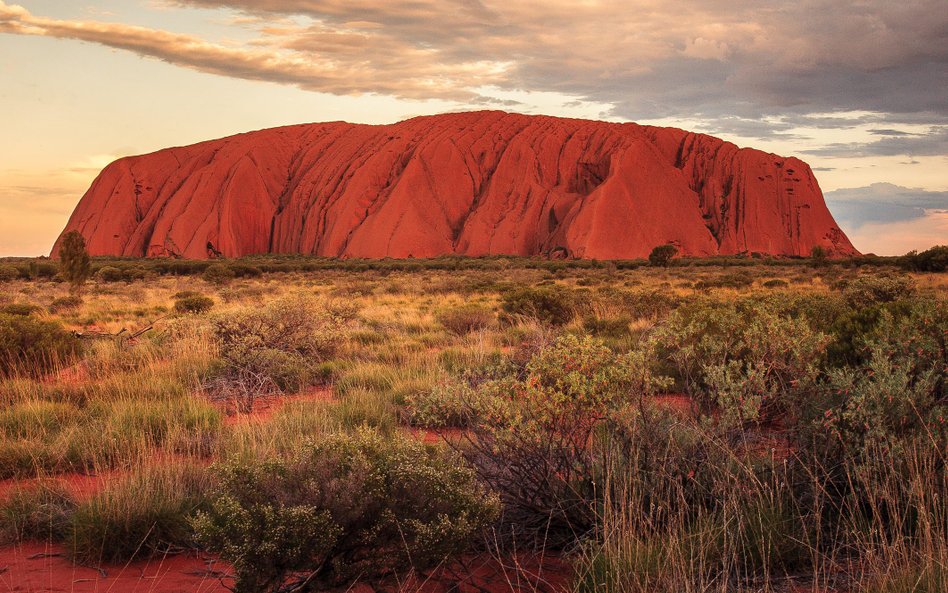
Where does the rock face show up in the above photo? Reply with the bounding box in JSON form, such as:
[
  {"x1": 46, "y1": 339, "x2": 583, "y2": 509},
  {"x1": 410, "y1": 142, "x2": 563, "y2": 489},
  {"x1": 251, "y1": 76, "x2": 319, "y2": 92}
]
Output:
[{"x1": 53, "y1": 111, "x2": 857, "y2": 259}]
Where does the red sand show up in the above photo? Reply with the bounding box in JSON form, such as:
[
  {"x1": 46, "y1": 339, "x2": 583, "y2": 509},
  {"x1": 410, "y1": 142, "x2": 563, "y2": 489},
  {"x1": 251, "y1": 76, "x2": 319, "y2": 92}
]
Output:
[
  {"x1": 52, "y1": 111, "x2": 857, "y2": 260},
  {"x1": 0, "y1": 542, "x2": 229, "y2": 593},
  {"x1": 0, "y1": 543, "x2": 569, "y2": 593}
]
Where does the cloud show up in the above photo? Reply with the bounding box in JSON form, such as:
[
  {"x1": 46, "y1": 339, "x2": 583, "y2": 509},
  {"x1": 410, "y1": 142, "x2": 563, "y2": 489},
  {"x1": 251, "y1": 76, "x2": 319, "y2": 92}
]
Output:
[
  {"x1": 2, "y1": 0, "x2": 946, "y2": 133},
  {"x1": 824, "y1": 183, "x2": 948, "y2": 255},
  {"x1": 0, "y1": 1, "x2": 509, "y2": 100},
  {"x1": 804, "y1": 126, "x2": 948, "y2": 158},
  {"x1": 826, "y1": 182, "x2": 948, "y2": 227}
]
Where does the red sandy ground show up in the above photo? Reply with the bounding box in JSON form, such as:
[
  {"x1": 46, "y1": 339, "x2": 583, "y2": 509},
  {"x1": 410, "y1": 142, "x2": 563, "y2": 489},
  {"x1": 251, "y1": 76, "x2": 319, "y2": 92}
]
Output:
[
  {"x1": 0, "y1": 542, "x2": 228, "y2": 593},
  {"x1": 0, "y1": 543, "x2": 569, "y2": 593}
]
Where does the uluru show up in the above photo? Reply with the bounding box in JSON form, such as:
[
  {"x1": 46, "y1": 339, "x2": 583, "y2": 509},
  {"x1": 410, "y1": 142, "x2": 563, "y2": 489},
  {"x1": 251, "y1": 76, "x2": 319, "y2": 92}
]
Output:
[{"x1": 52, "y1": 111, "x2": 857, "y2": 260}]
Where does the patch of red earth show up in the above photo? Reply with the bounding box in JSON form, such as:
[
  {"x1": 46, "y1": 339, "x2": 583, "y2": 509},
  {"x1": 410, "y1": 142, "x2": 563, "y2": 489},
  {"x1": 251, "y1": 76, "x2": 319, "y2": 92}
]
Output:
[
  {"x1": 388, "y1": 553, "x2": 572, "y2": 593},
  {"x1": 0, "y1": 542, "x2": 230, "y2": 593},
  {"x1": 0, "y1": 472, "x2": 114, "y2": 503},
  {"x1": 651, "y1": 393, "x2": 694, "y2": 415},
  {"x1": 0, "y1": 543, "x2": 568, "y2": 593},
  {"x1": 408, "y1": 427, "x2": 466, "y2": 445},
  {"x1": 220, "y1": 386, "x2": 335, "y2": 425}
]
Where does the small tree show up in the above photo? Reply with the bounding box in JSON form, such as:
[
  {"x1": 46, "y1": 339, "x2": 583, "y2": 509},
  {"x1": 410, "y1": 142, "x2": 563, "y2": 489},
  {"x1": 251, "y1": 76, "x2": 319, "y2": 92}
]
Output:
[
  {"x1": 649, "y1": 244, "x2": 678, "y2": 267},
  {"x1": 58, "y1": 231, "x2": 91, "y2": 294},
  {"x1": 810, "y1": 245, "x2": 828, "y2": 267}
]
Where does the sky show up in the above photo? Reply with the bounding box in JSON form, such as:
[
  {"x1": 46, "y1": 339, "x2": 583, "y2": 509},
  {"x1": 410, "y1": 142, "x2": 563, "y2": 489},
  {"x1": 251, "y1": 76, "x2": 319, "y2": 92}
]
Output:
[{"x1": 0, "y1": 1, "x2": 945, "y2": 256}]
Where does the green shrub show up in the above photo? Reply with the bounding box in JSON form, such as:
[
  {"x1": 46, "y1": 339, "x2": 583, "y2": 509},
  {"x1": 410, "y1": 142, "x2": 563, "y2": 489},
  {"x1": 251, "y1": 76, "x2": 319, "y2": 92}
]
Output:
[
  {"x1": 842, "y1": 273, "x2": 915, "y2": 308},
  {"x1": 0, "y1": 265, "x2": 18, "y2": 282},
  {"x1": 501, "y1": 285, "x2": 574, "y2": 325},
  {"x1": 406, "y1": 378, "x2": 483, "y2": 428},
  {"x1": 0, "y1": 313, "x2": 81, "y2": 376},
  {"x1": 437, "y1": 304, "x2": 494, "y2": 335},
  {"x1": 458, "y1": 334, "x2": 670, "y2": 546},
  {"x1": 210, "y1": 294, "x2": 346, "y2": 393},
  {"x1": 653, "y1": 300, "x2": 827, "y2": 424},
  {"x1": 227, "y1": 262, "x2": 263, "y2": 278},
  {"x1": 763, "y1": 278, "x2": 788, "y2": 288},
  {"x1": 694, "y1": 272, "x2": 755, "y2": 290},
  {"x1": 900, "y1": 245, "x2": 948, "y2": 273},
  {"x1": 95, "y1": 266, "x2": 125, "y2": 282},
  {"x1": 194, "y1": 430, "x2": 499, "y2": 593},
  {"x1": 0, "y1": 303, "x2": 40, "y2": 316},
  {"x1": 202, "y1": 263, "x2": 236, "y2": 284},
  {"x1": 58, "y1": 231, "x2": 91, "y2": 293},
  {"x1": 49, "y1": 295, "x2": 82, "y2": 313},
  {"x1": 174, "y1": 294, "x2": 214, "y2": 315},
  {"x1": 582, "y1": 315, "x2": 632, "y2": 338},
  {"x1": 649, "y1": 244, "x2": 678, "y2": 267}
]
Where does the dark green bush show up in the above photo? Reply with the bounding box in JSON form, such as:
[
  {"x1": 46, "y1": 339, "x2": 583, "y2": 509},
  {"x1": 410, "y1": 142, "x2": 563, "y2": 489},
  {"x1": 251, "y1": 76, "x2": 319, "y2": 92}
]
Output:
[
  {"x1": 763, "y1": 278, "x2": 789, "y2": 288},
  {"x1": 194, "y1": 430, "x2": 499, "y2": 593},
  {"x1": 49, "y1": 296, "x2": 82, "y2": 314},
  {"x1": 202, "y1": 263, "x2": 236, "y2": 284},
  {"x1": 501, "y1": 285, "x2": 574, "y2": 325},
  {"x1": 0, "y1": 313, "x2": 80, "y2": 376},
  {"x1": 900, "y1": 245, "x2": 948, "y2": 272},
  {"x1": 174, "y1": 295, "x2": 214, "y2": 315},
  {"x1": 0, "y1": 265, "x2": 18, "y2": 283},
  {"x1": 95, "y1": 266, "x2": 125, "y2": 282},
  {"x1": 695, "y1": 272, "x2": 755, "y2": 290},
  {"x1": 0, "y1": 303, "x2": 41, "y2": 317},
  {"x1": 649, "y1": 244, "x2": 678, "y2": 267},
  {"x1": 227, "y1": 262, "x2": 263, "y2": 278}
]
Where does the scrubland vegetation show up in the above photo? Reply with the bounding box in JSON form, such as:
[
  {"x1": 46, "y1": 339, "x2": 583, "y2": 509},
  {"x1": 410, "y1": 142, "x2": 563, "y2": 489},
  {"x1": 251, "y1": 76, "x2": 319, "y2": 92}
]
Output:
[{"x1": 0, "y1": 249, "x2": 945, "y2": 592}]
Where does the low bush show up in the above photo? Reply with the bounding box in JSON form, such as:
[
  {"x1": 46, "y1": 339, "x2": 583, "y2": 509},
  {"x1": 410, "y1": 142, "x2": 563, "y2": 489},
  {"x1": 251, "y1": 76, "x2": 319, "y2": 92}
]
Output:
[
  {"x1": 202, "y1": 263, "x2": 236, "y2": 284},
  {"x1": 501, "y1": 285, "x2": 574, "y2": 325},
  {"x1": 582, "y1": 315, "x2": 631, "y2": 338},
  {"x1": 209, "y1": 294, "x2": 347, "y2": 394},
  {"x1": 0, "y1": 313, "x2": 80, "y2": 376},
  {"x1": 648, "y1": 244, "x2": 678, "y2": 267},
  {"x1": 900, "y1": 245, "x2": 948, "y2": 272},
  {"x1": 49, "y1": 295, "x2": 82, "y2": 313},
  {"x1": 653, "y1": 300, "x2": 827, "y2": 424},
  {"x1": 95, "y1": 266, "x2": 125, "y2": 282},
  {"x1": 406, "y1": 378, "x2": 481, "y2": 428},
  {"x1": 0, "y1": 265, "x2": 18, "y2": 282},
  {"x1": 437, "y1": 304, "x2": 493, "y2": 335},
  {"x1": 174, "y1": 294, "x2": 214, "y2": 314},
  {"x1": 194, "y1": 430, "x2": 499, "y2": 593},
  {"x1": 842, "y1": 273, "x2": 915, "y2": 308},
  {"x1": 0, "y1": 303, "x2": 40, "y2": 316},
  {"x1": 694, "y1": 271, "x2": 755, "y2": 290},
  {"x1": 457, "y1": 334, "x2": 671, "y2": 546}
]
